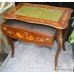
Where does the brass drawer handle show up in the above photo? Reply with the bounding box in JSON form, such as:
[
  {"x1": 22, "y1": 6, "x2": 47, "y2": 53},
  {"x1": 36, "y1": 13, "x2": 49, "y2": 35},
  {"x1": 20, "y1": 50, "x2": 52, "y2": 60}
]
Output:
[
  {"x1": 24, "y1": 32, "x2": 28, "y2": 35},
  {"x1": 44, "y1": 38, "x2": 50, "y2": 42}
]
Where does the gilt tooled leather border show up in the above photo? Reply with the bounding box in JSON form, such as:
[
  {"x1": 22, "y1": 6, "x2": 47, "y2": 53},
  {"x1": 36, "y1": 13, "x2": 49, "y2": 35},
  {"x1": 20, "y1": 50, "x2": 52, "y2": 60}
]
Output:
[{"x1": 3, "y1": 3, "x2": 73, "y2": 29}]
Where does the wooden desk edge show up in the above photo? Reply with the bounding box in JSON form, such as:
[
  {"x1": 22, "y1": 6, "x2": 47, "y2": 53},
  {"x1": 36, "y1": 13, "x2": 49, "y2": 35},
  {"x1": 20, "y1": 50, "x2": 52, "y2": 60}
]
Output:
[{"x1": 3, "y1": 3, "x2": 73, "y2": 29}]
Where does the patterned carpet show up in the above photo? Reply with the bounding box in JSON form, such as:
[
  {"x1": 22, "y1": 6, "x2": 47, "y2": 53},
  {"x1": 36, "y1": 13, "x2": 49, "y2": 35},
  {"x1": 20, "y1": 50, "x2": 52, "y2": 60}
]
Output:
[{"x1": 1, "y1": 41, "x2": 74, "y2": 72}]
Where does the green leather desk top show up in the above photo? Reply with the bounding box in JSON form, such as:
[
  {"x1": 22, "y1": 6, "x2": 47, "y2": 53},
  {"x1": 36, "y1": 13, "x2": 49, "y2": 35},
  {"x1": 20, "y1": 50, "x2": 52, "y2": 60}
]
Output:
[
  {"x1": 3, "y1": 3, "x2": 73, "y2": 29},
  {"x1": 15, "y1": 5, "x2": 63, "y2": 22}
]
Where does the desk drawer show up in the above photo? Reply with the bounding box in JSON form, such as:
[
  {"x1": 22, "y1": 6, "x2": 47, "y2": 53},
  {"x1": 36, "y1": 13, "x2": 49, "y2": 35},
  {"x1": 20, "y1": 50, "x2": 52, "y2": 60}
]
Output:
[{"x1": 2, "y1": 25, "x2": 56, "y2": 47}]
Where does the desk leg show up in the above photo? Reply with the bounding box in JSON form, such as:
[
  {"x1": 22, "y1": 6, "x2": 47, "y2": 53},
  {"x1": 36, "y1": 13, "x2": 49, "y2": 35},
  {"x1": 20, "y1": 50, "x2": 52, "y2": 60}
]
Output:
[
  {"x1": 0, "y1": 39, "x2": 2, "y2": 57},
  {"x1": 63, "y1": 26, "x2": 69, "y2": 51},
  {"x1": 55, "y1": 30, "x2": 63, "y2": 70},
  {"x1": 6, "y1": 35, "x2": 14, "y2": 58},
  {"x1": 0, "y1": 39, "x2": 2, "y2": 56}
]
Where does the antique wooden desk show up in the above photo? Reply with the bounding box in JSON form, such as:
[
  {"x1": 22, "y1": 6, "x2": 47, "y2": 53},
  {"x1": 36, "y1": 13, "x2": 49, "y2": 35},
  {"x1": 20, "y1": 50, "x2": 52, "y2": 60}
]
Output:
[{"x1": 1, "y1": 3, "x2": 73, "y2": 70}]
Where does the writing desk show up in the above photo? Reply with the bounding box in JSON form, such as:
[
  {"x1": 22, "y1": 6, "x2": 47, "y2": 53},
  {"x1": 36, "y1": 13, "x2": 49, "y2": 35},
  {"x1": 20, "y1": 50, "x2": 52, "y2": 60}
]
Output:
[{"x1": 1, "y1": 3, "x2": 73, "y2": 70}]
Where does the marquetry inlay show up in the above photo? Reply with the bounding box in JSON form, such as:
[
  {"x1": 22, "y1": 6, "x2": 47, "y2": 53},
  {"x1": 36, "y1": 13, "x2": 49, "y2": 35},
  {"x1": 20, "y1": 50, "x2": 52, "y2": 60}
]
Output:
[
  {"x1": 16, "y1": 32, "x2": 23, "y2": 38},
  {"x1": 3, "y1": 27, "x2": 7, "y2": 30},
  {"x1": 39, "y1": 38, "x2": 44, "y2": 42},
  {"x1": 27, "y1": 35, "x2": 34, "y2": 41}
]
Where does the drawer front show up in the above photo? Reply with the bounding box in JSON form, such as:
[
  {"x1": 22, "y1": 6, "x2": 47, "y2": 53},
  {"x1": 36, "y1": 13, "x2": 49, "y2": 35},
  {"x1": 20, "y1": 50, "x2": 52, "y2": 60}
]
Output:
[{"x1": 2, "y1": 25, "x2": 54, "y2": 47}]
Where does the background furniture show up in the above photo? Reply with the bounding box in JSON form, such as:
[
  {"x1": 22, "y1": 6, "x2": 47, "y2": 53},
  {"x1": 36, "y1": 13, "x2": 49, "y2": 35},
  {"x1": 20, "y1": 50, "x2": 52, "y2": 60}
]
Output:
[
  {"x1": 0, "y1": 2, "x2": 14, "y2": 69},
  {"x1": 0, "y1": 2, "x2": 14, "y2": 14},
  {"x1": 69, "y1": 18, "x2": 74, "y2": 59},
  {"x1": 1, "y1": 3, "x2": 73, "y2": 70}
]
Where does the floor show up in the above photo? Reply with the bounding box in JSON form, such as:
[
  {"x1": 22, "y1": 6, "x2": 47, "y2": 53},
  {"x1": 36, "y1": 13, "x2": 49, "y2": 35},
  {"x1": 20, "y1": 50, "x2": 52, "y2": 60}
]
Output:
[{"x1": 0, "y1": 41, "x2": 74, "y2": 72}]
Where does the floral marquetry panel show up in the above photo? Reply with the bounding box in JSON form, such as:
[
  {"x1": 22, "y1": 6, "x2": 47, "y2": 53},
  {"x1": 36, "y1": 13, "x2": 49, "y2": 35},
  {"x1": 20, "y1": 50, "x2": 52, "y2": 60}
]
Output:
[{"x1": 2, "y1": 19, "x2": 56, "y2": 47}]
